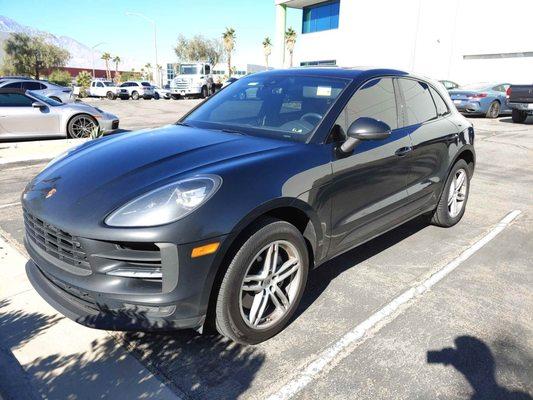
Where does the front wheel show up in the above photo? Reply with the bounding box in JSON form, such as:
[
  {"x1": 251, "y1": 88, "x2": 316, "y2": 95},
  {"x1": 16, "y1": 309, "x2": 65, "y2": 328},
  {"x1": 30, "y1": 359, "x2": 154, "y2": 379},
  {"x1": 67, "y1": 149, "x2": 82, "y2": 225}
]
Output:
[
  {"x1": 431, "y1": 159, "x2": 471, "y2": 227},
  {"x1": 154, "y1": 92, "x2": 160, "y2": 100},
  {"x1": 67, "y1": 114, "x2": 98, "y2": 138},
  {"x1": 131, "y1": 91, "x2": 140, "y2": 100},
  {"x1": 486, "y1": 101, "x2": 500, "y2": 118},
  {"x1": 215, "y1": 219, "x2": 309, "y2": 344},
  {"x1": 106, "y1": 91, "x2": 116, "y2": 100},
  {"x1": 200, "y1": 86, "x2": 208, "y2": 99},
  {"x1": 512, "y1": 109, "x2": 528, "y2": 123}
]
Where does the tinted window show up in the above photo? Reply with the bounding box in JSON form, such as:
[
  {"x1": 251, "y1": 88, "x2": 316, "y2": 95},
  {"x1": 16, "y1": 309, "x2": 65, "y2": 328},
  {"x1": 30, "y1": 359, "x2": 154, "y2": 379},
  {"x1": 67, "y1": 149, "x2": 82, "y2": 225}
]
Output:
[
  {"x1": 184, "y1": 75, "x2": 348, "y2": 142},
  {"x1": 3, "y1": 82, "x2": 21, "y2": 89},
  {"x1": 204, "y1": 65, "x2": 211, "y2": 74},
  {"x1": 97, "y1": 82, "x2": 104, "y2": 87},
  {"x1": 141, "y1": 82, "x2": 151, "y2": 87},
  {"x1": 21, "y1": 81, "x2": 45, "y2": 90},
  {"x1": 0, "y1": 93, "x2": 34, "y2": 106},
  {"x1": 430, "y1": 87, "x2": 449, "y2": 116},
  {"x1": 399, "y1": 79, "x2": 437, "y2": 125},
  {"x1": 337, "y1": 77, "x2": 398, "y2": 133},
  {"x1": 303, "y1": 0, "x2": 340, "y2": 33}
]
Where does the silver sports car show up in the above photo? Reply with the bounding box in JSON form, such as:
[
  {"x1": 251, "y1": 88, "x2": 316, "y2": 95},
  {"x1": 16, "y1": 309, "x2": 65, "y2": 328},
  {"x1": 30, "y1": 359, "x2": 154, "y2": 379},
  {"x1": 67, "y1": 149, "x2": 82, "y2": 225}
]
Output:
[{"x1": 0, "y1": 89, "x2": 119, "y2": 141}]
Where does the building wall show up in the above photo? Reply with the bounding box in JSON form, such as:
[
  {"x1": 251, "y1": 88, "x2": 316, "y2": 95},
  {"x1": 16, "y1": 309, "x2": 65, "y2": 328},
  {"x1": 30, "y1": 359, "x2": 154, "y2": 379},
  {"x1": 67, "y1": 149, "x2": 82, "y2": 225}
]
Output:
[{"x1": 283, "y1": 0, "x2": 533, "y2": 84}]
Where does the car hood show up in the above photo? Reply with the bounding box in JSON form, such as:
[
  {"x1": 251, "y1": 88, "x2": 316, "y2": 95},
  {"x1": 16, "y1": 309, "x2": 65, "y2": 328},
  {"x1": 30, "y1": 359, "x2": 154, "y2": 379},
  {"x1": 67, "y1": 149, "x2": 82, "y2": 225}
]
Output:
[{"x1": 22, "y1": 125, "x2": 295, "y2": 227}]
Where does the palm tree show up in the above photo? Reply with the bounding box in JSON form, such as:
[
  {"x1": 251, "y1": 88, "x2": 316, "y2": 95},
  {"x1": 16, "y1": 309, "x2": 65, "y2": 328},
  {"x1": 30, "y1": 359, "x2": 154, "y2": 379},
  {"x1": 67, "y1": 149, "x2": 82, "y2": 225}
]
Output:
[
  {"x1": 222, "y1": 27, "x2": 236, "y2": 76},
  {"x1": 101, "y1": 52, "x2": 111, "y2": 79},
  {"x1": 262, "y1": 37, "x2": 272, "y2": 69},
  {"x1": 285, "y1": 28, "x2": 297, "y2": 67},
  {"x1": 112, "y1": 55, "x2": 121, "y2": 81},
  {"x1": 144, "y1": 63, "x2": 152, "y2": 81}
]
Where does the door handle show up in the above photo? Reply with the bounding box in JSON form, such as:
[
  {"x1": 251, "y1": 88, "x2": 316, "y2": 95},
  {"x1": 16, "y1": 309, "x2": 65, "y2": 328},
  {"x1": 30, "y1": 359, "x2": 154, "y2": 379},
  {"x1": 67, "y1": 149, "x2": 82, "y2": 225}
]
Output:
[{"x1": 395, "y1": 146, "x2": 412, "y2": 157}]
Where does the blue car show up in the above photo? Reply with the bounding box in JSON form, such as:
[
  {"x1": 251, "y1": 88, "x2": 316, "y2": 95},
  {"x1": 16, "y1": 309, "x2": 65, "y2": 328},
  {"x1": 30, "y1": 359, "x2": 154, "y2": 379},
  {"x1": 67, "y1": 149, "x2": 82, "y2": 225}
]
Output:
[{"x1": 449, "y1": 83, "x2": 511, "y2": 118}]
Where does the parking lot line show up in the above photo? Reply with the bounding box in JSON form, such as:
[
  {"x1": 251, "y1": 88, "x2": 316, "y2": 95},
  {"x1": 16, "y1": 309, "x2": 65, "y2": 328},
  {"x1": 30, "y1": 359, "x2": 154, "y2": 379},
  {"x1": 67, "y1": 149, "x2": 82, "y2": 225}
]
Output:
[
  {"x1": 267, "y1": 209, "x2": 522, "y2": 400},
  {"x1": 0, "y1": 202, "x2": 21, "y2": 210}
]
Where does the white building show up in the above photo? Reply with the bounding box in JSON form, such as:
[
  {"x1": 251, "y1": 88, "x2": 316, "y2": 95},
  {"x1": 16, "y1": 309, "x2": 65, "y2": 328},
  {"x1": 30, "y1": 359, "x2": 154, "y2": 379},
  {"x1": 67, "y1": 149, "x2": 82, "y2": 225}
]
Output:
[{"x1": 274, "y1": 0, "x2": 533, "y2": 84}]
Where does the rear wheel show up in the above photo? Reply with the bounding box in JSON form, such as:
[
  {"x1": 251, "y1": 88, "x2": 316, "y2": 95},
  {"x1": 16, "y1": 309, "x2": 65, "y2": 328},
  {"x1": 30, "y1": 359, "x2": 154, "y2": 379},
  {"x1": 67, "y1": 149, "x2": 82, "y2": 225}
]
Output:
[
  {"x1": 215, "y1": 219, "x2": 309, "y2": 344},
  {"x1": 106, "y1": 91, "x2": 116, "y2": 100},
  {"x1": 200, "y1": 86, "x2": 208, "y2": 99},
  {"x1": 154, "y1": 92, "x2": 160, "y2": 100},
  {"x1": 131, "y1": 91, "x2": 140, "y2": 100},
  {"x1": 486, "y1": 101, "x2": 500, "y2": 118},
  {"x1": 431, "y1": 159, "x2": 471, "y2": 227},
  {"x1": 67, "y1": 114, "x2": 98, "y2": 138},
  {"x1": 512, "y1": 109, "x2": 528, "y2": 123}
]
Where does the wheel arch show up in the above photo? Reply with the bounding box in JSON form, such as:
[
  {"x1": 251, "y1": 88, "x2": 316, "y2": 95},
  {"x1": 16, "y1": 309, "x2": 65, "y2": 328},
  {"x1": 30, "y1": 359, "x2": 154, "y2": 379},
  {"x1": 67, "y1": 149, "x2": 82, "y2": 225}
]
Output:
[
  {"x1": 66, "y1": 113, "x2": 99, "y2": 138},
  {"x1": 451, "y1": 146, "x2": 475, "y2": 176}
]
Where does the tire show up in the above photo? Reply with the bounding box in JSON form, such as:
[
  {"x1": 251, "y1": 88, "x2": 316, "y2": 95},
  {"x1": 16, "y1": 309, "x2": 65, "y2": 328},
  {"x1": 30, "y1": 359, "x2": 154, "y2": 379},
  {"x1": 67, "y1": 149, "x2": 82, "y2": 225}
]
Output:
[
  {"x1": 106, "y1": 91, "x2": 116, "y2": 100},
  {"x1": 154, "y1": 92, "x2": 160, "y2": 100},
  {"x1": 50, "y1": 96, "x2": 62, "y2": 103},
  {"x1": 485, "y1": 101, "x2": 500, "y2": 118},
  {"x1": 171, "y1": 94, "x2": 180, "y2": 100},
  {"x1": 215, "y1": 218, "x2": 309, "y2": 344},
  {"x1": 431, "y1": 159, "x2": 471, "y2": 227},
  {"x1": 512, "y1": 109, "x2": 528, "y2": 123},
  {"x1": 131, "y1": 91, "x2": 140, "y2": 100},
  {"x1": 201, "y1": 86, "x2": 208, "y2": 99},
  {"x1": 67, "y1": 114, "x2": 98, "y2": 139}
]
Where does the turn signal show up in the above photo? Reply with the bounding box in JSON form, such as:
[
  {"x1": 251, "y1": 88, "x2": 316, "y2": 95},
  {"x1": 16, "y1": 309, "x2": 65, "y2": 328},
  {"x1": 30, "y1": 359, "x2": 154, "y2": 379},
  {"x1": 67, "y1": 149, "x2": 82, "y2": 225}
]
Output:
[{"x1": 191, "y1": 242, "x2": 220, "y2": 258}]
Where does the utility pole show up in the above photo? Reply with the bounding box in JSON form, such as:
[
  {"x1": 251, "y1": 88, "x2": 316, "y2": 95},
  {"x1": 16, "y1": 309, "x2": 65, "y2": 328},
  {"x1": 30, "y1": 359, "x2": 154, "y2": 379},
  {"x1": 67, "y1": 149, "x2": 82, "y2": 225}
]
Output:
[{"x1": 126, "y1": 12, "x2": 159, "y2": 86}]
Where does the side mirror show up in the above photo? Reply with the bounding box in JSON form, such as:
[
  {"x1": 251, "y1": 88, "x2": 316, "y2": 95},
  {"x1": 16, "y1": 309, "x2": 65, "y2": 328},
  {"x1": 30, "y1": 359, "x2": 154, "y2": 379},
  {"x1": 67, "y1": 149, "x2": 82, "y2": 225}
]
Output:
[
  {"x1": 339, "y1": 117, "x2": 391, "y2": 154},
  {"x1": 32, "y1": 101, "x2": 46, "y2": 109}
]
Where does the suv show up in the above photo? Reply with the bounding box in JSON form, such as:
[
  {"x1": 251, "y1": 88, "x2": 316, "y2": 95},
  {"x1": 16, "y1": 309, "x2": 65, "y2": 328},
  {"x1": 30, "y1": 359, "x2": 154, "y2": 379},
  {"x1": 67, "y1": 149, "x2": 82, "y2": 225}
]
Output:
[
  {"x1": 89, "y1": 80, "x2": 118, "y2": 99},
  {"x1": 117, "y1": 81, "x2": 155, "y2": 100},
  {"x1": 0, "y1": 79, "x2": 73, "y2": 103}
]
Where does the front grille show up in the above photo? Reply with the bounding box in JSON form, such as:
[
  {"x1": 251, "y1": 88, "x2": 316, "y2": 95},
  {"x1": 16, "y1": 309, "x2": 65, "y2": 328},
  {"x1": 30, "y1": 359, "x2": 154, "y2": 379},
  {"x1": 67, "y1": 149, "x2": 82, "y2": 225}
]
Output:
[
  {"x1": 173, "y1": 83, "x2": 188, "y2": 90},
  {"x1": 24, "y1": 210, "x2": 90, "y2": 270}
]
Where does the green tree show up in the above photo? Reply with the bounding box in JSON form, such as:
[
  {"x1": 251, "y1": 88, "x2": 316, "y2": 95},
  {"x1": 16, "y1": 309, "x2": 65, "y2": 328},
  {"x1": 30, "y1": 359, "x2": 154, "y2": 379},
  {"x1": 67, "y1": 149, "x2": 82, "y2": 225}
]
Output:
[
  {"x1": 174, "y1": 34, "x2": 224, "y2": 66},
  {"x1": 76, "y1": 70, "x2": 92, "y2": 97},
  {"x1": 2, "y1": 33, "x2": 70, "y2": 79},
  {"x1": 47, "y1": 69, "x2": 72, "y2": 86},
  {"x1": 285, "y1": 27, "x2": 297, "y2": 67},
  {"x1": 144, "y1": 63, "x2": 153, "y2": 81},
  {"x1": 101, "y1": 52, "x2": 111, "y2": 80},
  {"x1": 222, "y1": 28, "x2": 236, "y2": 76},
  {"x1": 112, "y1": 55, "x2": 121, "y2": 81},
  {"x1": 262, "y1": 37, "x2": 272, "y2": 69}
]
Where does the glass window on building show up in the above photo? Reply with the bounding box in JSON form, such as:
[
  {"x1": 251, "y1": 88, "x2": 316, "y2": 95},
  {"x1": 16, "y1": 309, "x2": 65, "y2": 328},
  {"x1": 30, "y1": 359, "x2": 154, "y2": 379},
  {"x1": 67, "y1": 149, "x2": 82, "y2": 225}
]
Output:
[
  {"x1": 300, "y1": 60, "x2": 337, "y2": 67},
  {"x1": 302, "y1": 0, "x2": 340, "y2": 34}
]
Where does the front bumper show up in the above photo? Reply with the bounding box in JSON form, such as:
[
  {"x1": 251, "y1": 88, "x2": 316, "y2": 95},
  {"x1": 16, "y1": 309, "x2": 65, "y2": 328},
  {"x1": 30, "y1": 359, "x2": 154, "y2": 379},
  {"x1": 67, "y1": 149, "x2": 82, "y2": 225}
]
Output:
[
  {"x1": 171, "y1": 87, "x2": 202, "y2": 96},
  {"x1": 98, "y1": 113, "x2": 120, "y2": 132},
  {"x1": 453, "y1": 100, "x2": 482, "y2": 113},
  {"x1": 24, "y1": 217, "x2": 229, "y2": 331}
]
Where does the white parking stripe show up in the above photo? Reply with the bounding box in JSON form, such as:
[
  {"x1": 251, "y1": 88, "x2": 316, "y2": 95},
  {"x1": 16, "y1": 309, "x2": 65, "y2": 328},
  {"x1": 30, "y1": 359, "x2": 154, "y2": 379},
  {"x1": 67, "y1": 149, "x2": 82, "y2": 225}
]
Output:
[
  {"x1": 0, "y1": 202, "x2": 21, "y2": 209},
  {"x1": 267, "y1": 209, "x2": 522, "y2": 400}
]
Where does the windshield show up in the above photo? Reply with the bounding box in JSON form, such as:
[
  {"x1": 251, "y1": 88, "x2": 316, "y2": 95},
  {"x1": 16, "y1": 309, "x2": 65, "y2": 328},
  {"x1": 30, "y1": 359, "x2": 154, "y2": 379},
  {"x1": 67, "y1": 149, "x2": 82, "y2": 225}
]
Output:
[
  {"x1": 459, "y1": 83, "x2": 491, "y2": 91},
  {"x1": 183, "y1": 75, "x2": 349, "y2": 142},
  {"x1": 103, "y1": 81, "x2": 115, "y2": 87},
  {"x1": 28, "y1": 90, "x2": 62, "y2": 106},
  {"x1": 180, "y1": 65, "x2": 200, "y2": 75}
]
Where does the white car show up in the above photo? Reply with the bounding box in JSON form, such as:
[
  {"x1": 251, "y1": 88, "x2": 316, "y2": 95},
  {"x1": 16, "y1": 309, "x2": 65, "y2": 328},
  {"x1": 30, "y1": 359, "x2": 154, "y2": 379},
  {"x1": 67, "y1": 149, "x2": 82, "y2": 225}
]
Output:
[
  {"x1": 117, "y1": 81, "x2": 155, "y2": 100},
  {"x1": 153, "y1": 85, "x2": 171, "y2": 100},
  {"x1": 89, "y1": 80, "x2": 118, "y2": 99},
  {"x1": 0, "y1": 79, "x2": 74, "y2": 103},
  {"x1": 0, "y1": 88, "x2": 119, "y2": 140}
]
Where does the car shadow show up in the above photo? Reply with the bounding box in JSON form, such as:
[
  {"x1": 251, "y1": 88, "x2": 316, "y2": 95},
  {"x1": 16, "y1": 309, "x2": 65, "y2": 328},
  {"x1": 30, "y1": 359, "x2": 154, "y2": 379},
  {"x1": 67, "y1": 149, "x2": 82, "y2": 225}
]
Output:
[
  {"x1": 499, "y1": 117, "x2": 533, "y2": 124},
  {"x1": 295, "y1": 215, "x2": 429, "y2": 320},
  {"x1": 427, "y1": 335, "x2": 532, "y2": 399}
]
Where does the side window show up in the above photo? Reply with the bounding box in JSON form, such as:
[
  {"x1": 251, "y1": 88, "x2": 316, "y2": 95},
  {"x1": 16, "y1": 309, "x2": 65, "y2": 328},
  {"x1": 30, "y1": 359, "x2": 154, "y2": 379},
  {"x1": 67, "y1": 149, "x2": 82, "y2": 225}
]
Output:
[
  {"x1": 204, "y1": 65, "x2": 211, "y2": 74},
  {"x1": 97, "y1": 82, "x2": 104, "y2": 87},
  {"x1": 429, "y1": 87, "x2": 449, "y2": 116},
  {"x1": 3, "y1": 82, "x2": 22, "y2": 89},
  {"x1": 21, "y1": 82, "x2": 43, "y2": 90},
  {"x1": 336, "y1": 77, "x2": 398, "y2": 134},
  {"x1": 399, "y1": 79, "x2": 437, "y2": 125},
  {"x1": 0, "y1": 93, "x2": 34, "y2": 106}
]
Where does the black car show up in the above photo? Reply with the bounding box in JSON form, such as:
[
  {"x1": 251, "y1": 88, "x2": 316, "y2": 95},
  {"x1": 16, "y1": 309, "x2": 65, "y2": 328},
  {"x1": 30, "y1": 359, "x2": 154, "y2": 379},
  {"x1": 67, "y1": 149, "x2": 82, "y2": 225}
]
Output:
[{"x1": 23, "y1": 68, "x2": 475, "y2": 344}]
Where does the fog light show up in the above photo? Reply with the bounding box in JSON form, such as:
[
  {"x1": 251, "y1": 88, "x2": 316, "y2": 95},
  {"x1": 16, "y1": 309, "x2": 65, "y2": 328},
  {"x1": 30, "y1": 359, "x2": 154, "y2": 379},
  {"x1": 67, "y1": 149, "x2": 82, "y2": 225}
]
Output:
[{"x1": 191, "y1": 242, "x2": 220, "y2": 258}]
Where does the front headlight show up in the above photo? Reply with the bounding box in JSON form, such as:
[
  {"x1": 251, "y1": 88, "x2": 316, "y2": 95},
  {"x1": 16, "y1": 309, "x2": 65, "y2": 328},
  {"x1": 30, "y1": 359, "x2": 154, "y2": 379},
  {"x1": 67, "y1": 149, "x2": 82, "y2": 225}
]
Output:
[{"x1": 105, "y1": 175, "x2": 222, "y2": 227}]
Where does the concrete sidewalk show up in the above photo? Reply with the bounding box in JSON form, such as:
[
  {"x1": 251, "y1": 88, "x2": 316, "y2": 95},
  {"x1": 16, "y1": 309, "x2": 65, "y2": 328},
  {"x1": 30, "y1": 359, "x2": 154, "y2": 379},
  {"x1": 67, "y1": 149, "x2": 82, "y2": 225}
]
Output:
[{"x1": 0, "y1": 233, "x2": 179, "y2": 400}]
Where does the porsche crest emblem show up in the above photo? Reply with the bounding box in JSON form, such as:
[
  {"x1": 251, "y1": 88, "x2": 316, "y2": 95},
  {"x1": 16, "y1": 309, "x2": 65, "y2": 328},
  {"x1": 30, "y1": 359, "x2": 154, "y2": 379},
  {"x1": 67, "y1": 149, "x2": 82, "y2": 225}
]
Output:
[{"x1": 45, "y1": 188, "x2": 57, "y2": 199}]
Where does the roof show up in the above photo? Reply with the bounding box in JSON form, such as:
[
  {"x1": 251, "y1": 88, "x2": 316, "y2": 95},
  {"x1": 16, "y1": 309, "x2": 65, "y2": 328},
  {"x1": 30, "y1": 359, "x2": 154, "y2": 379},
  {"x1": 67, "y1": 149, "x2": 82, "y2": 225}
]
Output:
[{"x1": 250, "y1": 67, "x2": 409, "y2": 79}]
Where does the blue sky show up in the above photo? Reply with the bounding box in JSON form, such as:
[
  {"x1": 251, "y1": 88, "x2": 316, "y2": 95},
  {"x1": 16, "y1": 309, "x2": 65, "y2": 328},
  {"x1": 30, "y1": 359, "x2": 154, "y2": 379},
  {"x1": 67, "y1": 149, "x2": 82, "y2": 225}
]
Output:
[{"x1": 0, "y1": 0, "x2": 301, "y2": 66}]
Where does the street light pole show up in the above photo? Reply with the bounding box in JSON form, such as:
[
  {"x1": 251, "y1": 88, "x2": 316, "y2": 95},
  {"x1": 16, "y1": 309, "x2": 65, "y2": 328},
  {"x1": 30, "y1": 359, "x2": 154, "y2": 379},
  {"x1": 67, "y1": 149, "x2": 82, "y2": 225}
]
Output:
[
  {"x1": 91, "y1": 42, "x2": 106, "y2": 78},
  {"x1": 126, "y1": 12, "x2": 159, "y2": 86}
]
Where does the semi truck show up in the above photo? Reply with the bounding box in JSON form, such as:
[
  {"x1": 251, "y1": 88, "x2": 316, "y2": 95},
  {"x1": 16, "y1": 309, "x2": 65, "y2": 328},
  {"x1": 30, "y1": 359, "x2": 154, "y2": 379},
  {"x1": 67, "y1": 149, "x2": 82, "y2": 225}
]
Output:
[{"x1": 170, "y1": 63, "x2": 222, "y2": 99}]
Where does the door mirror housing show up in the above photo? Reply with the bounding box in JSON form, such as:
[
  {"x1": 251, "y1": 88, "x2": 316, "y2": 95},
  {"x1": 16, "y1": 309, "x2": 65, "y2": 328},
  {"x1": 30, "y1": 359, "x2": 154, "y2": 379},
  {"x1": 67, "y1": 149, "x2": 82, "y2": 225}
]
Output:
[
  {"x1": 32, "y1": 101, "x2": 46, "y2": 109},
  {"x1": 339, "y1": 117, "x2": 392, "y2": 154}
]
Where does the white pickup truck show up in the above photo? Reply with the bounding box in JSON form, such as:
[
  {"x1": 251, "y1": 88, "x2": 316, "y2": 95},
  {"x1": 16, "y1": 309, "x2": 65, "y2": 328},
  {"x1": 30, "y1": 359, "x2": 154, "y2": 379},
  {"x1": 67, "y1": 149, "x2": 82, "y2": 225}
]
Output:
[
  {"x1": 88, "y1": 80, "x2": 119, "y2": 100},
  {"x1": 170, "y1": 63, "x2": 221, "y2": 99}
]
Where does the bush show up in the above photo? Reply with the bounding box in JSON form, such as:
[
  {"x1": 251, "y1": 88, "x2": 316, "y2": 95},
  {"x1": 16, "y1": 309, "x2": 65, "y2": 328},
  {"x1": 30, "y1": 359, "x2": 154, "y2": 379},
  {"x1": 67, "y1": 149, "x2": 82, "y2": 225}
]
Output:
[{"x1": 48, "y1": 69, "x2": 72, "y2": 86}]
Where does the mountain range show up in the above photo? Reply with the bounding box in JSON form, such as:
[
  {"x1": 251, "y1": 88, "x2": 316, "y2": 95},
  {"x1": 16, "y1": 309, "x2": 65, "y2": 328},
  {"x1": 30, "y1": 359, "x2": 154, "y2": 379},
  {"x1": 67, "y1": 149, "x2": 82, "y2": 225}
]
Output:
[{"x1": 0, "y1": 15, "x2": 142, "y2": 71}]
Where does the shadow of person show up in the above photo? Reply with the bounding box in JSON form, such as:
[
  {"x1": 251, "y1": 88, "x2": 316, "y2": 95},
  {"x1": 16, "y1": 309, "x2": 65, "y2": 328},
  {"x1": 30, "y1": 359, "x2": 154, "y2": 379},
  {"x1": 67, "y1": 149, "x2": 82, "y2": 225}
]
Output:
[{"x1": 427, "y1": 336, "x2": 532, "y2": 400}]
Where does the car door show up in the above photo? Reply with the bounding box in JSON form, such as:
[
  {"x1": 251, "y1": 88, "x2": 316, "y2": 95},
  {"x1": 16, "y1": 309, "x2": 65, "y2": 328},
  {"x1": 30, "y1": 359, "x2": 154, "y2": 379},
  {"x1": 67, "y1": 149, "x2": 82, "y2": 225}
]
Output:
[
  {"x1": 396, "y1": 78, "x2": 459, "y2": 213},
  {"x1": 0, "y1": 93, "x2": 59, "y2": 137},
  {"x1": 96, "y1": 81, "x2": 105, "y2": 96},
  {"x1": 327, "y1": 77, "x2": 412, "y2": 257}
]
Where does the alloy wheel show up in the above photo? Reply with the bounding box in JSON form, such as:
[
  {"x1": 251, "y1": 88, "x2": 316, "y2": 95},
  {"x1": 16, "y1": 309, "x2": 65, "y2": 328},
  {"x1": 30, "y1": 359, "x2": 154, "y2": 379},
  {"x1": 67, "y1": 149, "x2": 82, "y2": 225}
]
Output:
[
  {"x1": 239, "y1": 240, "x2": 303, "y2": 329},
  {"x1": 70, "y1": 116, "x2": 96, "y2": 138},
  {"x1": 448, "y1": 168, "x2": 468, "y2": 218}
]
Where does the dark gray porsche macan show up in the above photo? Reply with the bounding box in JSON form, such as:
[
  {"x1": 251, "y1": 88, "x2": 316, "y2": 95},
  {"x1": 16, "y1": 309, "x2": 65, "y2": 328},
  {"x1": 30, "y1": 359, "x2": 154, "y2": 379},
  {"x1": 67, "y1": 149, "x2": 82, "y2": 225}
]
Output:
[{"x1": 23, "y1": 68, "x2": 475, "y2": 344}]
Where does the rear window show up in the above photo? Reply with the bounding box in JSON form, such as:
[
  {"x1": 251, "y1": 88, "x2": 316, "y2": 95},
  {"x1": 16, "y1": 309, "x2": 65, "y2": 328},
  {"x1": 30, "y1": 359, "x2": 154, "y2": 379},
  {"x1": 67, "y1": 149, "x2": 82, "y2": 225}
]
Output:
[
  {"x1": 429, "y1": 87, "x2": 449, "y2": 116},
  {"x1": 399, "y1": 79, "x2": 438, "y2": 125},
  {"x1": 141, "y1": 82, "x2": 151, "y2": 87}
]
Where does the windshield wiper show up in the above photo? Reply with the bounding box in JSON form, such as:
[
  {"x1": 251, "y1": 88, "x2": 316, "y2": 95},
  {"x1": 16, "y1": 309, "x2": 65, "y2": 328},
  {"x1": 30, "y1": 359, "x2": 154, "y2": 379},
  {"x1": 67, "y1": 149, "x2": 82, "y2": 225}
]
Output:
[{"x1": 221, "y1": 128, "x2": 246, "y2": 135}]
